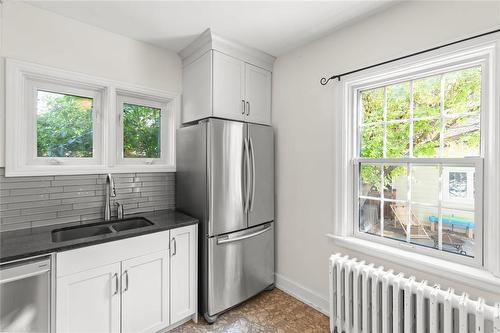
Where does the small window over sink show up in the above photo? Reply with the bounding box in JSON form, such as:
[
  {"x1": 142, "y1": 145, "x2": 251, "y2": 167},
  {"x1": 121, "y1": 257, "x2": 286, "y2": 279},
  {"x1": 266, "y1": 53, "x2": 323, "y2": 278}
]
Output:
[
  {"x1": 25, "y1": 79, "x2": 104, "y2": 168},
  {"x1": 123, "y1": 102, "x2": 161, "y2": 159},
  {"x1": 5, "y1": 59, "x2": 179, "y2": 176},
  {"x1": 36, "y1": 90, "x2": 95, "y2": 158},
  {"x1": 116, "y1": 93, "x2": 174, "y2": 167}
]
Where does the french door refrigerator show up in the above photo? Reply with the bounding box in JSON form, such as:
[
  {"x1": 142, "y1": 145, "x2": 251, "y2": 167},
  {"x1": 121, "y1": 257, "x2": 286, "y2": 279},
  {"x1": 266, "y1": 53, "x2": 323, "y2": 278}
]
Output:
[{"x1": 176, "y1": 118, "x2": 274, "y2": 323}]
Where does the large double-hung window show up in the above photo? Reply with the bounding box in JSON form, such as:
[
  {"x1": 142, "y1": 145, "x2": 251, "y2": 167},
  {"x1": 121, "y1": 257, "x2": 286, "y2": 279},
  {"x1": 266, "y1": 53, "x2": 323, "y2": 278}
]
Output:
[{"x1": 348, "y1": 47, "x2": 492, "y2": 266}]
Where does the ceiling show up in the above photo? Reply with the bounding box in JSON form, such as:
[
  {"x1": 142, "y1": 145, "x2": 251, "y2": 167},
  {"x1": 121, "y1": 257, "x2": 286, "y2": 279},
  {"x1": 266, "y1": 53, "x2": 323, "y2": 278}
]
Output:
[{"x1": 26, "y1": 1, "x2": 397, "y2": 57}]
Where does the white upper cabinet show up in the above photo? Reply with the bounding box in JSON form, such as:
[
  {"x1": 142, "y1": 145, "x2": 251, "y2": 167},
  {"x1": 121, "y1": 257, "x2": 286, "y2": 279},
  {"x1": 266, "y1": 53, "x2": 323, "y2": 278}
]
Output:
[
  {"x1": 212, "y1": 52, "x2": 246, "y2": 122},
  {"x1": 245, "y1": 63, "x2": 272, "y2": 125},
  {"x1": 181, "y1": 29, "x2": 275, "y2": 126}
]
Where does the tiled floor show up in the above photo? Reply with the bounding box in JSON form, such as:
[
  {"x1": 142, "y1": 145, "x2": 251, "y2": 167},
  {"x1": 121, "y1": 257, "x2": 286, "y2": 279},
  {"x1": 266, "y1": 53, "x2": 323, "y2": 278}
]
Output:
[{"x1": 171, "y1": 288, "x2": 330, "y2": 333}]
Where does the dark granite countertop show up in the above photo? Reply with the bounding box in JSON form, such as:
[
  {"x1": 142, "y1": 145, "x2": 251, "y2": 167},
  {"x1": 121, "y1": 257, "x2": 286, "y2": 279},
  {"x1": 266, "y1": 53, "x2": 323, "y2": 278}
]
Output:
[{"x1": 0, "y1": 209, "x2": 198, "y2": 264}]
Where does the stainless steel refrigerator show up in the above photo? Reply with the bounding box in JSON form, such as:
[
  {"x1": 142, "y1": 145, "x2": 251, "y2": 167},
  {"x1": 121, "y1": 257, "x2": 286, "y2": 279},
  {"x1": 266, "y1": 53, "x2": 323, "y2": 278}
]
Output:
[{"x1": 176, "y1": 118, "x2": 274, "y2": 323}]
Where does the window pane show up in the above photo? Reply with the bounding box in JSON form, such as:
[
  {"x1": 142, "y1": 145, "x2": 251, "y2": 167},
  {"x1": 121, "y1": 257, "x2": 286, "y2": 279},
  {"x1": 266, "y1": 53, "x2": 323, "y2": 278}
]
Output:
[
  {"x1": 359, "y1": 198, "x2": 380, "y2": 235},
  {"x1": 444, "y1": 67, "x2": 481, "y2": 116},
  {"x1": 360, "y1": 164, "x2": 381, "y2": 197},
  {"x1": 386, "y1": 122, "x2": 409, "y2": 158},
  {"x1": 410, "y1": 204, "x2": 438, "y2": 249},
  {"x1": 383, "y1": 202, "x2": 407, "y2": 242},
  {"x1": 360, "y1": 125, "x2": 383, "y2": 158},
  {"x1": 36, "y1": 90, "x2": 93, "y2": 157},
  {"x1": 384, "y1": 164, "x2": 407, "y2": 201},
  {"x1": 413, "y1": 119, "x2": 440, "y2": 158},
  {"x1": 440, "y1": 208, "x2": 475, "y2": 257},
  {"x1": 413, "y1": 75, "x2": 441, "y2": 118},
  {"x1": 411, "y1": 165, "x2": 439, "y2": 205},
  {"x1": 387, "y1": 82, "x2": 410, "y2": 121},
  {"x1": 361, "y1": 88, "x2": 384, "y2": 124},
  {"x1": 443, "y1": 114, "x2": 480, "y2": 157},
  {"x1": 123, "y1": 103, "x2": 161, "y2": 158}
]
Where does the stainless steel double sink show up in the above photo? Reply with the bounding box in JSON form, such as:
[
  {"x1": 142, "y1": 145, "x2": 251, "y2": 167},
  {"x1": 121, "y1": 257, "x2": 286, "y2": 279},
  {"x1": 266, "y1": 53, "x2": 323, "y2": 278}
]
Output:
[{"x1": 51, "y1": 217, "x2": 154, "y2": 243}]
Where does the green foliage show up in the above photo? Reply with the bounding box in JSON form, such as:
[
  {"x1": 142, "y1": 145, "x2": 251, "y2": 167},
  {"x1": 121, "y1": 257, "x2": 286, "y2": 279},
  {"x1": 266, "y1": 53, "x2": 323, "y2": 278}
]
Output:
[
  {"x1": 359, "y1": 66, "x2": 481, "y2": 192},
  {"x1": 123, "y1": 103, "x2": 161, "y2": 158},
  {"x1": 37, "y1": 92, "x2": 93, "y2": 157},
  {"x1": 387, "y1": 82, "x2": 410, "y2": 120},
  {"x1": 361, "y1": 87, "x2": 384, "y2": 123},
  {"x1": 36, "y1": 94, "x2": 163, "y2": 160}
]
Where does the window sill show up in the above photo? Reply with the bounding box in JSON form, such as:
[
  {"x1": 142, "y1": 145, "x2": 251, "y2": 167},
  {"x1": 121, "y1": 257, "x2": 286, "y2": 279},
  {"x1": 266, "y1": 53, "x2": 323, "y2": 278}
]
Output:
[
  {"x1": 5, "y1": 165, "x2": 175, "y2": 177},
  {"x1": 326, "y1": 233, "x2": 500, "y2": 294}
]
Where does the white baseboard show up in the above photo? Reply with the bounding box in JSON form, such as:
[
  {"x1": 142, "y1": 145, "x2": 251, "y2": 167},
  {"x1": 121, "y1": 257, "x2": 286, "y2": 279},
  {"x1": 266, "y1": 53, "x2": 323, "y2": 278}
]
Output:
[{"x1": 275, "y1": 273, "x2": 329, "y2": 316}]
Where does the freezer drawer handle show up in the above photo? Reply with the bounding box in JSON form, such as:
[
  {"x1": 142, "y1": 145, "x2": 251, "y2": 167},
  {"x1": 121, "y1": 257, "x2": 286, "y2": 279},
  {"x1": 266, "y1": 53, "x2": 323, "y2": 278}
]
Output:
[{"x1": 217, "y1": 224, "x2": 271, "y2": 245}]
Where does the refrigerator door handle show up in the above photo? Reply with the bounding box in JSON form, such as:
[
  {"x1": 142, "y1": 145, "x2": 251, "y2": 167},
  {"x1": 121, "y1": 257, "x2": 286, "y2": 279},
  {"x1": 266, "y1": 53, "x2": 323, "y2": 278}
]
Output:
[
  {"x1": 249, "y1": 138, "x2": 256, "y2": 212},
  {"x1": 244, "y1": 138, "x2": 251, "y2": 213},
  {"x1": 216, "y1": 223, "x2": 271, "y2": 245}
]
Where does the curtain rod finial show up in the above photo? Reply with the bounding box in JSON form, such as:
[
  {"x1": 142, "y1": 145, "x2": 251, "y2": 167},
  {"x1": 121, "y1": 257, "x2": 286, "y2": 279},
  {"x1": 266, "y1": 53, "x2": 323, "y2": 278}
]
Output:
[{"x1": 320, "y1": 76, "x2": 340, "y2": 86}]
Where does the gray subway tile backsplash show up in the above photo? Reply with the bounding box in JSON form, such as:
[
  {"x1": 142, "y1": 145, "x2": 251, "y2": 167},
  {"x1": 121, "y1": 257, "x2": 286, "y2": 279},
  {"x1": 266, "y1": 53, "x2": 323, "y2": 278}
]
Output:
[{"x1": 0, "y1": 168, "x2": 175, "y2": 231}]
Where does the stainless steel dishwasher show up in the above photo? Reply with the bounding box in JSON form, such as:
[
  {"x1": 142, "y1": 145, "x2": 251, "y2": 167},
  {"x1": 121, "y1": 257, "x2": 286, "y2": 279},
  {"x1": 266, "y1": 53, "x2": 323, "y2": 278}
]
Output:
[{"x1": 0, "y1": 255, "x2": 53, "y2": 333}]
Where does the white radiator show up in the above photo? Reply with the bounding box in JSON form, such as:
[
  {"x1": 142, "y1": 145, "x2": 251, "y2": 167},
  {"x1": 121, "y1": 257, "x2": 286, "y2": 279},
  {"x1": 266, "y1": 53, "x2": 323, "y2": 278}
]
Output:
[{"x1": 329, "y1": 254, "x2": 500, "y2": 333}]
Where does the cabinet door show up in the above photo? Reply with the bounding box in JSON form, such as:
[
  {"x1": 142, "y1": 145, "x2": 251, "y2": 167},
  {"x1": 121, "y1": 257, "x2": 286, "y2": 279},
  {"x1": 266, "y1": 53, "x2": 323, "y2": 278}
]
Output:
[
  {"x1": 56, "y1": 262, "x2": 121, "y2": 333},
  {"x1": 170, "y1": 225, "x2": 197, "y2": 324},
  {"x1": 121, "y1": 250, "x2": 169, "y2": 333},
  {"x1": 245, "y1": 63, "x2": 271, "y2": 125},
  {"x1": 183, "y1": 51, "x2": 212, "y2": 124},
  {"x1": 213, "y1": 51, "x2": 246, "y2": 121}
]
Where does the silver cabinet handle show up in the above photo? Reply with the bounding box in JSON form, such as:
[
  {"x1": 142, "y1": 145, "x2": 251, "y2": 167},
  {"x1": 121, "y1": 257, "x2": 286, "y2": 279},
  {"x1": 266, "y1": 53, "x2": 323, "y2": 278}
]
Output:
[
  {"x1": 243, "y1": 138, "x2": 251, "y2": 213},
  {"x1": 246, "y1": 101, "x2": 250, "y2": 116},
  {"x1": 171, "y1": 237, "x2": 177, "y2": 256},
  {"x1": 113, "y1": 273, "x2": 119, "y2": 295},
  {"x1": 217, "y1": 224, "x2": 271, "y2": 245},
  {"x1": 249, "y1": 138, "x2": 256, "y2": 212},
  {"x1": 123, "y1": 270, "x2": 129, "y2": 292},
  {"x1": 241, "y1": 99, "x2": 245, "y2": 115}
]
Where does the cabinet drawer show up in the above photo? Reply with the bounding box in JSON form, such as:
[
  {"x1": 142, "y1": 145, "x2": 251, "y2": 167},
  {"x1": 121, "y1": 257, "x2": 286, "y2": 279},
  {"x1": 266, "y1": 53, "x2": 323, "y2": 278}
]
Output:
[{"x1": 57, "y1": 230, "x2": 170, "y2": 277}]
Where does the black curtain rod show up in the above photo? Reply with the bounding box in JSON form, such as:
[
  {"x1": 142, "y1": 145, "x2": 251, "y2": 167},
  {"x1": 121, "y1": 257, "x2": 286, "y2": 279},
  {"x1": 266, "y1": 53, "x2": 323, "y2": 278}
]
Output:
[{"x1": 319, "y1": 28, "x2": 500, "y2": 86}]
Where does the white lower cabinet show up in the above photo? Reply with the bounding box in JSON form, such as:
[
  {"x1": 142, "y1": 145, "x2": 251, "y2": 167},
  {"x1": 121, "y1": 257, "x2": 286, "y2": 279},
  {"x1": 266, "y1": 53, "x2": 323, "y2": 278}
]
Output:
[
  {"x1": 122, "y1": 251, "x2": 169, "y2": 333},
  {"x1": 57, "y1": 262, "x2": 121, "y2": 333},
  {"x1": 170, "y1": 225, "x2": 197, "y2": 324},
  {"x1": 56, "y1": 226, "x2": 197, "y2": 333}
]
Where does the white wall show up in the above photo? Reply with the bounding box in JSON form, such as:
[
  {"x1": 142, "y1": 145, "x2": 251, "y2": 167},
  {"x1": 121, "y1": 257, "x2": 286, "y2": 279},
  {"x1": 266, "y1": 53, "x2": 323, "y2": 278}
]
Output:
[
  {"x1": 0, "y1": 1, "x2": 182, "y2": 167},
  {"x1": 272, "y1": 1, "x2": 500, "y2": 312}
]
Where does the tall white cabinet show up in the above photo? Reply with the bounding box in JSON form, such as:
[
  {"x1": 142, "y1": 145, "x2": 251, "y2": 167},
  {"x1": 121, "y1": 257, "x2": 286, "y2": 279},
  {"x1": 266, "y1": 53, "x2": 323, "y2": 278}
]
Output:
[
  {"x1": 181, "y1": 29, "x2": 275, "y2": 125},
  {"x1": 56, "y1": 225, "x2": 197, "y2": 333}
]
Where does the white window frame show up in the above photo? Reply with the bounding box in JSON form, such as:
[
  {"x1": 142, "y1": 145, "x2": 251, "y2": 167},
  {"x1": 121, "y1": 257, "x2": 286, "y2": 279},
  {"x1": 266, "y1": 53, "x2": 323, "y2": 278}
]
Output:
[
  {"x1": 115, "y1": 92, "x2": 173, "y2": 169},
  {"x1": 26, "y1": 79, "x2": 103, "y2": 167},
  {"x1": 329, "y1": 35, "x2": 500, "y2": 290},
  {"x1": 5, "y1": 59, "x2": 179, "y2": 176}
]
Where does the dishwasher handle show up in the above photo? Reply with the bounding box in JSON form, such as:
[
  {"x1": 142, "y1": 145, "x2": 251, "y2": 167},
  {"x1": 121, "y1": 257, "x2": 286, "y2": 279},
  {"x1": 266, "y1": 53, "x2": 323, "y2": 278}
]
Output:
[{"x1": 0, "y1": 258, "x2": 51, "y2": 284}]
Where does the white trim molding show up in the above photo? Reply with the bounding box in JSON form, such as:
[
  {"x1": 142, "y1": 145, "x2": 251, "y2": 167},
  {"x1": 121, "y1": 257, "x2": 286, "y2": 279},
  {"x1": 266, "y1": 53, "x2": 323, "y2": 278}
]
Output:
[
  {"x1": 179, "y1": 28, "x2": 276, "y2": 71},
  {"x1": 331, "y1": 34, "x2": 500, "y2": 278},
  {"x1": 275, "y1": 273, "x2": 329, "y2": 316},
  {"x1": 5, "y1": 58, "x2": 180, "y2": 176}
]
